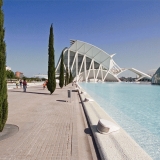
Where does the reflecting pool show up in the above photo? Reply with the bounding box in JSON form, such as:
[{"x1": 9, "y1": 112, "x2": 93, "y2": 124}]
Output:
[{"x1": 79, "y1": 82, "x2": 160, "y2": 160}]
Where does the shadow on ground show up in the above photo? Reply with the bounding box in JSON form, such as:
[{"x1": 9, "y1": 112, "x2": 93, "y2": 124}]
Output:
[
  {"x1": 56, "y1": 100, "x2": 67, "y2": 102},
  {"x1": 72, "y1": 90, "x2": 78, "y2": 92},
  {"x1": 0, "y1": 124, "x2": 19, "y2": 141},
  {"x1": 9, "y1": 90, "x2": 58, "y2": 95},
  {"x1": 84, "y1": 128, "x2": 92, "y2": 135},
  {"x1": 85, "y1": 125, "x2": 99, "y2": 135}
]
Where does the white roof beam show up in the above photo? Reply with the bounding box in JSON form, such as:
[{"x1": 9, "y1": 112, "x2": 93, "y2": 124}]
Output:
[
  {"x1": 79, "y1": 55, "x2": 85, "y2": 75},
  {"x1": 71, "y1": 51, "x2": 78, "y2": 71},
  {"x1": 103, "y1": 70, "x2": 109, "y2": 81},
  {"x1": 86, "y1": 59, "x2": 94, "y2": 80},
  {"x1": 95, "y1": 64, "x2": 101, "y2": 79}
]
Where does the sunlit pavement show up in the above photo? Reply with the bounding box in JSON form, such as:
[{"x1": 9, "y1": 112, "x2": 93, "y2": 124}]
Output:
[{"x1": 0, "y1": 84, "x2": 95, "y2": 160}]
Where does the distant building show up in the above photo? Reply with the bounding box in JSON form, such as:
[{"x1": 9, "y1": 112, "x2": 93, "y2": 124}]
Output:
[
  {"x1": 34, "y1": 74, "x2": 48, "y2": 79},
  {"x1": 15, "y1": 71, "x2": 24, "y2": 78},
  {"x1": 152, "y1": 67, "x2": 160, "y2": 85},
  {"x1": 6, "y1": 66, "x2": 11, "y2": 71}
]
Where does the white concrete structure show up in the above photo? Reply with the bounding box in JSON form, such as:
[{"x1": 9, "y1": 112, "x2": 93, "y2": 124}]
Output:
[
  {"x1": 128, "y1": 68, "x2": 151, "y2": 81},
  {"x1": 56, "y1": 40, "x2": 151, "y2": 82},
  {"x1": 97, "y1": 119, "x2": 120, "y2": 134}
]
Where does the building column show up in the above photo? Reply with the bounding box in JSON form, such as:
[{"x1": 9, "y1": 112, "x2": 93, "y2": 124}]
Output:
[
  {"x1": 101, "y1": 65, "x2": 103, "y2": 81},
  {"x1": 68, "y1": 49, "x2": 70, "y2": 70},
  {"x1": 76, "y1": 52, "x2": 78, "y2": 82},
  {"x1": 93, "y1": 60, "x2": 95, "y2": 82},
  {"x1": 84, "y1": 56, "x2": 87, "y2": 82}
]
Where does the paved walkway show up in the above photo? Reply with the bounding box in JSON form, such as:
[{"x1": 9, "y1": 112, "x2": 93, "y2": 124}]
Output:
[{"x1": 0, "y1": 84, "x2": 96, "y2": 160}]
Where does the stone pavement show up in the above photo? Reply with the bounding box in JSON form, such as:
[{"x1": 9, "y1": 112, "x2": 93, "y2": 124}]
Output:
[{"x1": 0, "y1": 84, "x2": 97, "y2": 160}]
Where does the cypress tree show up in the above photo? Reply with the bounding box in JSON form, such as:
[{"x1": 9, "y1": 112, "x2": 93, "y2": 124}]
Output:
[
  {"x1": 66, "y1": 67, "x2": 69, "y2": 85},
  {"x1": 0, "y1": 0, "x2": 8, "y2": 132},
  {"x1": 64, "y1": 76, "x2": 67, "y2": 86},
  {"x1": 47, "y1": 24, "x2": 56, "y2": 94},
  {"x1": 69, "y1": 69, "x2": 73, "y2": 83},
  {"x1": 59, "y1": 51, "x2": 64, "y2": 88}
]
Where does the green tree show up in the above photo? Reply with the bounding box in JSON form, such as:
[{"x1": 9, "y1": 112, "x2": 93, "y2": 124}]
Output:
[
  {"x1": 65, "y1": 67, "x2": 69, "y2": 85},
  {"x1": 47, "y1": 24, "x2": 56, "y2": 94},
  {"x1": 6, "y1": 70, "x2": 15, "y2": 79},
  {"x1": 64, "y1": 76, "x2": 67, "y2": 86},
  {"x1": 59, "y1": 51, "x2": 64, "y2": 88},
  {"x1": 69, "y1": 69, "x2": 73, "y2": 83},
  {"x1": 0, "y1": 0, "x2": 8, "y2": 132}
]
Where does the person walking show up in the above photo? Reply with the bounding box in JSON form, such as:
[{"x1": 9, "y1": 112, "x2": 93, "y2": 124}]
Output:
[
  {"x1": 43, "y1": 82, "x2": 46, "y2": 89},
  {"x1": 19, "y1": 79, "x2": 22, "y2": 88},
  {"x1": 23, "y1": 79, "x2": 27, "y2": 92},
  {"x1": 43, "y1": 80, "x2": 48, "y2": 89},
  {"x1": 16, "y1": 80, "x2": 19, "y2": 89}
]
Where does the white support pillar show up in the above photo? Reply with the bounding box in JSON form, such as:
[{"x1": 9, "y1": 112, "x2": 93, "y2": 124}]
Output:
[
  {"x1": 103, "y1": 70, "x2": 109, "y2": 82},
  {"x1": 55, "y1": 59, "x2": 61, "y2": 72},
  {"x1": 96, "y1": 64, "x2": 101, "y2": 80},
  {"x1": 136, "y1": 76, "x2": 145, "y2": 81},
  {"x1": 76, "y1": 52, "x2": 78, "y2": 82},
  {"x1": 101, "y1": 65, "x2": 103, "y2": 81},
  {"x1": 84, "y1": 56, "x2": 87, "y2": 82},
  {"x1": 87, "y1": 60, "x2": 93, "y2": 80},
  {"x1": 56, "y1": 48, "x2": 67, "y2": 73},
  {"x1": 93, "y1": 60, "x2": 95, "y2": 82},
  {"x1": 79, "y1": 55, "x2": 85, "y2": 75},
  {"x1": 68, "y1": 49, "x2": 70, "y2": 71},
  {"x1": 71, "y1": 51, "x2": 78, "y2": 71}
]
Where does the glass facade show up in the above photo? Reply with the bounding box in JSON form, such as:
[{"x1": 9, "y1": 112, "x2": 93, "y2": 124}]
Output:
[
  {"x1": 78, "y1": 54, "x2": 84, "y2": 73},
  {"x1": 94, "y1": 61, "x2": 100, "y2": 69},
  {"x1": 72, "y1": 59, "x2": 76, "y2": 77},
  {"x1": 63, "y1": 50, "x2": 68, "y2": 68},
  {"x1": 86, "y1": 57, "x2": 92, "y2": 70},
  {"x1": 69, "y1": 51, "x2": 75, "y2": 68}
]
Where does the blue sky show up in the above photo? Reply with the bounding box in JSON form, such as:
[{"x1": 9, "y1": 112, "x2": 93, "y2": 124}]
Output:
[{"x1": 3, "y1": 0, "x2": 160, "y2": 77}]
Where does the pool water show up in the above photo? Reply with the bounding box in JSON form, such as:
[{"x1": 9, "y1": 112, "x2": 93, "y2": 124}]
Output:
[{"x1": 79, "y1": 82, "x2": 160, "y2": 160}]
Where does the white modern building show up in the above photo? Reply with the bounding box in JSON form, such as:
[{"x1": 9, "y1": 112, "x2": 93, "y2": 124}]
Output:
[{"x1": 56, "y1": 40, "x2": 151, "y2": 82}]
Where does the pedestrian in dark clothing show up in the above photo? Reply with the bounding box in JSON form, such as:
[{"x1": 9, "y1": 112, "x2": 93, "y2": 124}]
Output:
[
  {"x1": 23, "y1": 79, "x2": 27, "y2": 92},
  {"x1": 19, "y1": 79, "x2": 22, "y2": 88}
]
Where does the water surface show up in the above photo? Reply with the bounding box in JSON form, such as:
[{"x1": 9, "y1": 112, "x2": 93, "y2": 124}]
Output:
[{"x1": 79, "y1": 82, "x2": 160, "y2": 160}]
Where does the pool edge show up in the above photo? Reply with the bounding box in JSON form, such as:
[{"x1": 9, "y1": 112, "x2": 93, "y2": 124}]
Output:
[{"x1": 77, "y1": 84, "x2": 152, "y2": 160}]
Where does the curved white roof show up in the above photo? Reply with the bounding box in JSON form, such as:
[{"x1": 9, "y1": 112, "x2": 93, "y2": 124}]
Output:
[
  {"x1": 69, "y1": 40, "x2": 117, "y2": 70},
  {"x1": 56, "y1": 39, "x2": 151, "y2": 82}
]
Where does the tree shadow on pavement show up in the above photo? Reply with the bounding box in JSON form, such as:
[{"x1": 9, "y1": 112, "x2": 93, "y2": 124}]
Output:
[
  {"x1": 0, "y1": 124, "x2": 19, "y2": 141},
  {"x1": 9, "y1": 90, "x2": 58, "y2": 95}
]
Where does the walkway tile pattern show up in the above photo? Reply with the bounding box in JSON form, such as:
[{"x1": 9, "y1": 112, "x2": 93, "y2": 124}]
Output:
[{"x1": 0, "y1": 84, "x2": 93, "y2": 160}]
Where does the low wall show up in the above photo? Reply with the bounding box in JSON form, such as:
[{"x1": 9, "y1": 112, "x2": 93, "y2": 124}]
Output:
[
  {"x1": 7, "y1": 82, "x2": 43, "y2": 90},
  {"x1": 77, "y1": 85, "x2": 152, "y2": 160}
]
